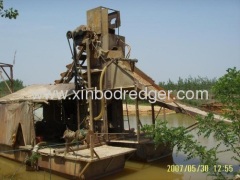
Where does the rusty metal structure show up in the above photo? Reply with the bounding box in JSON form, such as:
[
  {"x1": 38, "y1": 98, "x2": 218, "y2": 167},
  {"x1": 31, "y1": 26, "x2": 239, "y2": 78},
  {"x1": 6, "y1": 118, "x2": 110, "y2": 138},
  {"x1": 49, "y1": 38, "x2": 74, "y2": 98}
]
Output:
[
  {"x1": 0, "y1": 62, "x2": 14, "y2": 94},
  {"x1": 54, "y1": 7, "x2": 170, "y2": 136},
  {"x1": 53, "y1": 6, "x2": 230, "y2": 155},
  {"x1": 0, "y1": 6, "x2": 230, "y2": 179},
  {"x1": 53, "y1": 6, "x2": 177, "y2": 160}
]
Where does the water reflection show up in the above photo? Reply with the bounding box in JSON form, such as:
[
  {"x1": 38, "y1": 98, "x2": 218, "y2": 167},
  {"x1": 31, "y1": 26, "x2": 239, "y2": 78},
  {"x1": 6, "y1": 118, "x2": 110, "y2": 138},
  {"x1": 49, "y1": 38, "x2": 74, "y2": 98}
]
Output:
[
  {"x1": 0, "y1": 113, "x2": 238, "y2": 179},
  {"x1": 119, "y1": 113, "x2": 238, "y2": 180},
  {"x1": 124, "y1": 113, "x2": 196, "y2": 130},
  {"x1": 0, "y1": 156, "x2": 66, "y2": 180}
]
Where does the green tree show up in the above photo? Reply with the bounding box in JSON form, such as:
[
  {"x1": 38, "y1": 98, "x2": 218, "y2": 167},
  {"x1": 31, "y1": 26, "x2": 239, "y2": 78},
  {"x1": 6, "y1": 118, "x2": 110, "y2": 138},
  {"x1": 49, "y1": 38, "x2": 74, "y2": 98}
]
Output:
[
  {"x1": 145, "y1": 67, "x2": 240, "y2": 179},
  {"x1": 197, "y1": 67, "x2": 240, "y2": 162},
  {"x1": 0, "y1": 79, "x2": 24, "y2": 97},
  {"x1": 212, "y1": 67, "x2": 240, "y2": 121},
  {"x1": 158, "y1": 76, "x2": 217, "y2": 107},
  {"x1": 0, "y1": 0, "x2": 18, "y2": 19}
]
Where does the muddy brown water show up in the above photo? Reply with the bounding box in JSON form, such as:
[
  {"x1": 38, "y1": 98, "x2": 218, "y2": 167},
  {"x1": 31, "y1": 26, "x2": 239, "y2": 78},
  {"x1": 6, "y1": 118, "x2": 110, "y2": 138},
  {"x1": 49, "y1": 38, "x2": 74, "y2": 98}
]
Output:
[{"x1": 0, "y1": 114, "x2": 238, "y2": 180}]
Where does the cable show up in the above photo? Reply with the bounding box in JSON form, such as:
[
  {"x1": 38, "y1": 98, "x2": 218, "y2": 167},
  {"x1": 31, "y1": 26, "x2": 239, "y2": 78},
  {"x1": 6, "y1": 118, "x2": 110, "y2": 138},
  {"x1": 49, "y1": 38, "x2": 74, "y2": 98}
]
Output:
[{"x1": 67, "y1": 38, "x2": 74, "y2": 58}]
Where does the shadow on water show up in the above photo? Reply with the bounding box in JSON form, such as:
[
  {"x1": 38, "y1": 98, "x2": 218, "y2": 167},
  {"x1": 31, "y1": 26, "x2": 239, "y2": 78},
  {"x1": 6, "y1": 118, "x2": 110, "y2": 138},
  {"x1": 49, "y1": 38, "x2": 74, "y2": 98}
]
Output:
[{"x1": 102, "y1": 155, "x2": 185, "y2": 180}]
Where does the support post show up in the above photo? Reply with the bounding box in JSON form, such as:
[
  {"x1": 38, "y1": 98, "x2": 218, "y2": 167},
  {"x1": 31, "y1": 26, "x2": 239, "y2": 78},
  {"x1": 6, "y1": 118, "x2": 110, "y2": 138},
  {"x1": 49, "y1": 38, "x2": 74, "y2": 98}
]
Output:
[
  {"x1": 90, "y1": 135, "x2": 94, "y2": 159},
  {"x1": 104, "y1": 99, "x2": 109, "y2": 141},
  {"x1": 72, "y1": 40, "x2": 81, "y2": 131},
  {"x1": 86, "y1": 39, "x2": 94, "y2": 159},
  {"x1": 77, "y1": 101, "x2": 81, "y2": 130},
  {"x1": 135, "y1": 88, "x2": 140, "y2": 142},
  {"x1": 151, "y1": 104, "x2": 155, "y2": 125},
  {"x1": 10, "y1": 66, "x2": 13, "y2": 92},
  {"x1": 0, "y1": 71, "x2": 12, "y2": 93},
  {"x1": 0, "y1": 63, "x2": 14, "y2": 93}
]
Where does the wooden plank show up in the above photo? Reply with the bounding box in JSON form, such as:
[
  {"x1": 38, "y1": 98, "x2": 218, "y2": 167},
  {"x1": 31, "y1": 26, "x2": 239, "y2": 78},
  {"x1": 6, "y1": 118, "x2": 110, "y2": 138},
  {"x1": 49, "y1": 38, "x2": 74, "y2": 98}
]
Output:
[{"x1": 38, "y1": 145, "x2": 135, "y2": 162}]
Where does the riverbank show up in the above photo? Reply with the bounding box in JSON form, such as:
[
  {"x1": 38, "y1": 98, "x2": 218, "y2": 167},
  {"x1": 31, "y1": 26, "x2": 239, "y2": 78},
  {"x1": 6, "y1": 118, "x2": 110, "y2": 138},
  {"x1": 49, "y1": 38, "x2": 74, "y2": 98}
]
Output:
[{"x1": 123, "y1": 104, "x2": 175, "y2": 115}]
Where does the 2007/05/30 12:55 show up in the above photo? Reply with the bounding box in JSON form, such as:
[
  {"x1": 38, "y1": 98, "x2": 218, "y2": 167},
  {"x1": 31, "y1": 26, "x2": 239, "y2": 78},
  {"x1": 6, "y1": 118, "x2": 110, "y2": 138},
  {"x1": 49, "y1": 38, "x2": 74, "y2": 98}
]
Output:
[{"x1": 167, "y1": 164, "x2": 234, "y2": 173}]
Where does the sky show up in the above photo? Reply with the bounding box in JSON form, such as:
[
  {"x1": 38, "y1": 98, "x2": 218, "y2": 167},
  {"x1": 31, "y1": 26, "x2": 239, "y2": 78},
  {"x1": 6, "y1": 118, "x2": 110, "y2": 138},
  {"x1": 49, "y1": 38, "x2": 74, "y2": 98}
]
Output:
[{"x1": 0, "y1": 0, "x2": 240, "y2": 86}]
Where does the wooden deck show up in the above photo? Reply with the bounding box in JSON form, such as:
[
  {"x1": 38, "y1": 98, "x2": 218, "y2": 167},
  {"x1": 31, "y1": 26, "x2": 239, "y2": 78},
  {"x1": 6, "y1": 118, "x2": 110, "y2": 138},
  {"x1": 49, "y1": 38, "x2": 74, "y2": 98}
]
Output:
[{"x1": 38, "y1": 145, "x2": 135, "y2": 162}]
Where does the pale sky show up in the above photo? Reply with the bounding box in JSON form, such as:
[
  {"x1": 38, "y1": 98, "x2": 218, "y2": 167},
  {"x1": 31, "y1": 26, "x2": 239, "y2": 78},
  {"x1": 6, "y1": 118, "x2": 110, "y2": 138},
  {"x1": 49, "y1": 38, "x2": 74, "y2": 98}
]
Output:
[{"x1": 1, "y1": 0, "x2": 240, "y2": 85}]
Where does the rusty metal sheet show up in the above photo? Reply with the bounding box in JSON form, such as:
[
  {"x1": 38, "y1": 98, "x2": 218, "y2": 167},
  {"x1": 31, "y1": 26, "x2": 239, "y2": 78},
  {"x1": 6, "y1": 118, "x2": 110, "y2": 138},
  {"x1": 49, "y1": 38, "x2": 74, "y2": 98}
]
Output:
[
  {"x1": 108, "y1": 11, "x2": 121, "y2": 29},
  {"x1": 87, "y1": 7, "x2": 108, "y2": 35},
  {"x1": 108, "y1": 34, "x2": 125, "y2": 55},
  {"x1": 107, "y1": 49, "x2": 124, "y2": 59},
  {"x1": 105, "y1": 62, "x2": 135, "y2": 90}
]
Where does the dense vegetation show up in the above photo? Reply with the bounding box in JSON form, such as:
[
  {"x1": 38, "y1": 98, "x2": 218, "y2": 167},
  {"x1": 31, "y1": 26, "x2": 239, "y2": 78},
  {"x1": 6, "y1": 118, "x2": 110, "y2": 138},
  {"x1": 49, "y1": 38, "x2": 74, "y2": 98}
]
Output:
[
  {"x1": 0, "y1": 79, "x2": 24, "y2": 97},
  {"x1": 124, "y1": 76, "x2": 217, "y2": 106},
  {"x1": 143, "y1": 67, "x2": 240, "y2": 179},
  {"x1": 159, "y1": 76, "x2": 217, "y2": 107}
]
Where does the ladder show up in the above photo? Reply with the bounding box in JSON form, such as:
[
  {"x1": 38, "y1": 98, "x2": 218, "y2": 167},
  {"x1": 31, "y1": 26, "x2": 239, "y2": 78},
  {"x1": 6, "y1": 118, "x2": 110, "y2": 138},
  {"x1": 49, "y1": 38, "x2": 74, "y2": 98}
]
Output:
[{"x1": 124, "y1": 100, "x2": 131, "y2": 131}]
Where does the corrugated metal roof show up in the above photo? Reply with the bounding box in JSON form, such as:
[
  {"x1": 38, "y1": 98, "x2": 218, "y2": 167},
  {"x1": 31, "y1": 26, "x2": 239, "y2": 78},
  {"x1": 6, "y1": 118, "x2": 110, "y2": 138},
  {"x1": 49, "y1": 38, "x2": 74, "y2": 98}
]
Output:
[{"x1": 0, "y1": 84, "x2": 75, "y2": 103}]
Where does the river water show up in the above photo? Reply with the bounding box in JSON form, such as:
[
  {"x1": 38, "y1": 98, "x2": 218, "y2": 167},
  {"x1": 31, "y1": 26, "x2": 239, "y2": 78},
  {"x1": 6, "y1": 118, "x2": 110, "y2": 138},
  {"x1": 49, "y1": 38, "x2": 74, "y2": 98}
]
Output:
[{"x1": 0, "y1": 114, "x2": 238, "y2": 180}]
